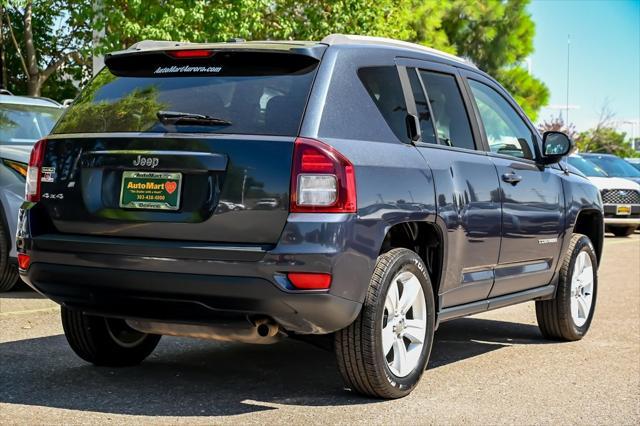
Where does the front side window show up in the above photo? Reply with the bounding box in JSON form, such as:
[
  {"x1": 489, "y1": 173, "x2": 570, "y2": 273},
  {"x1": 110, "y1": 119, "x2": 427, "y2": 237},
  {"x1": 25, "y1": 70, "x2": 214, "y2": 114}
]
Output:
[
  {"x1": 419, "y1": 71, "x2": 476, "y2": 150},
  {"x1": 468, "y1": 79, "x2": 536, "y2": 160}
]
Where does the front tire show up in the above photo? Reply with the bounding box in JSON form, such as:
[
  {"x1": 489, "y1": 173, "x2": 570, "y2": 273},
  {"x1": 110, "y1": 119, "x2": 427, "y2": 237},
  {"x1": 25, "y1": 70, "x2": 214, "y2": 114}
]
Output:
[
  {"x1": 0, "y1": 222, "x2": 18, "y2": 292},
  {"x1": 536, "y1": 234, "x2": 597, "y2": 341},
  {"x1": 61, "y1": 307, "x2": 161, "y2": 366},
  {"x1": 335, "y1": 248, "x2": 435, "y2": 399}
]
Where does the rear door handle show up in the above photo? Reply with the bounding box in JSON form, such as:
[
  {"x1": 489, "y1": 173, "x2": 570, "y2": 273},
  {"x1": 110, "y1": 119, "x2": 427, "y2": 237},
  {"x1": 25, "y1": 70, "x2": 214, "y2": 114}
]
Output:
[{"x1": 502, "y1": 172, "x2": 522, "y2": 185}]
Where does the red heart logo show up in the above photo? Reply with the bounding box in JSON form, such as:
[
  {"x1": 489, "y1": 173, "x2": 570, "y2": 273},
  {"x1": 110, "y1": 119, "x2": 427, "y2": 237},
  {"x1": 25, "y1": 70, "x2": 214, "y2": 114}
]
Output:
[{"x1": 165, "y1": 181, "x2": 177, "y2": 194}]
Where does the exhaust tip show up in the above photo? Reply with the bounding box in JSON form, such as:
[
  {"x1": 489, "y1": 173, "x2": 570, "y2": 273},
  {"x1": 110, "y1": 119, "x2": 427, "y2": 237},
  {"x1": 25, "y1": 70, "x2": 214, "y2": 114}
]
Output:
[{"x1": 257, "y1": 323, "x2": 271, "y2": 337}]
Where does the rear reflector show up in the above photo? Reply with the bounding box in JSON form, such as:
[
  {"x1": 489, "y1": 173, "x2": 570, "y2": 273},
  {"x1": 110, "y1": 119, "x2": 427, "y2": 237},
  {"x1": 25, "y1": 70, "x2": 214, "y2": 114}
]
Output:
[
  {"x1": 166, "y1": 50, "x2": 214, "y2": 59},
  {"x1": 26, "y1": 139, "x2": 47, "y2": 202},
  {"x1": 17, "y1": 253, "x2": 30, "y2": 270},
  {"x1": 287, "y1": 273, "x2": 332, "y2": 290}
]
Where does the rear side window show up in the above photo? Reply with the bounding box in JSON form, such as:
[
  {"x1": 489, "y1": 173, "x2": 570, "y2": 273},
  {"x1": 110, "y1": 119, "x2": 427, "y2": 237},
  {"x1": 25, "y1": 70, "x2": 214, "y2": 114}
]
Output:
[
  {"x1": 53, "y1": 51, "x2": 319, "y2": 136},
  {"x1": 419, "y1": 71, "x2": 476, "y2": 151},
  {"x1": 358, "y1": 67, "x2": 408, "y2": 142}
]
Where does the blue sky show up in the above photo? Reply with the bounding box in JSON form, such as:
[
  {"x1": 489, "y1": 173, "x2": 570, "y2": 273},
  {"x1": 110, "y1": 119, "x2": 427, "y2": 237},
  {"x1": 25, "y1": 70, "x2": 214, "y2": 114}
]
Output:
[{"x1": 528, "y1": 0, "x2": 640, "y2": 136}]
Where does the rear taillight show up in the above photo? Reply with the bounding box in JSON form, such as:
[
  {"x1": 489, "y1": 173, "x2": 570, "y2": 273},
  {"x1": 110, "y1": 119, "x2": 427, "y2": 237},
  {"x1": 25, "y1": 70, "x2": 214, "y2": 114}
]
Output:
[
  {"x1": 290, "y1": 138, "x2": 356, "y2": 213},
  {"x1": 25, "y1": 139, "x2": 47, "y2": 202}
]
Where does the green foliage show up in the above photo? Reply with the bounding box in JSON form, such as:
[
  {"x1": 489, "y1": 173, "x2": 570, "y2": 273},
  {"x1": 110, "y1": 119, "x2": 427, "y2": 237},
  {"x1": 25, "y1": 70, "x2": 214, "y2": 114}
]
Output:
[
  {"x1": 431, "y1": 0, "x2": 548, "y2": 121},
  {"x1": 576, "y1": 127, "x2": 639, "y2": 158},
  {"x1": 4, "y1": 0, "x2": 548, "y2": 119},
  {"x1": 1, "y1": 0, "x2": 92, "y2": 97},
  {"x1": 495, "y1": 67, "x2": 549, "y2": 122},
  {"x1": 94, "y1": 0, "x2": 416, "y2": 53}
]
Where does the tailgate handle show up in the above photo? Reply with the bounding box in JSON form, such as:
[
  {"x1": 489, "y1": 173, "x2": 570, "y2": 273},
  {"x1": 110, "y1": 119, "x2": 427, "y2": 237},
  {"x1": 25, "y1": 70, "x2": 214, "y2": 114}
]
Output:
[{"x1": 82, "y1": 150, "x2": 228, "y2": 172}]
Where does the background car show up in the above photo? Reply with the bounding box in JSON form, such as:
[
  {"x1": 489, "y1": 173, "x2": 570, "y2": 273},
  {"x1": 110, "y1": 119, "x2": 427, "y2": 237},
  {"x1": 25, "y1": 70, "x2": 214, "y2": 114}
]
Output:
[
  {"x1": 0, "y1": 93, "x2": 63, "y2": 291},
  {"x1": 580, "y1": 153, "x2": 640, "y2": 185},
  {"x1": 567, "y1": 154, "x2": 640, "y2": 237}
]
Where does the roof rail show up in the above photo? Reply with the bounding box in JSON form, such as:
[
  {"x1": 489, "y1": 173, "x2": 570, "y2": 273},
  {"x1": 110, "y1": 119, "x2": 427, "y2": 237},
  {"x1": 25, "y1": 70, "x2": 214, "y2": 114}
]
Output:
[
  {"x1": 320, "y1": 34, "x2": 474, "y2": 67},
  {"x1": 0, "y1": 89, "x2": 13, "y2": 95}
]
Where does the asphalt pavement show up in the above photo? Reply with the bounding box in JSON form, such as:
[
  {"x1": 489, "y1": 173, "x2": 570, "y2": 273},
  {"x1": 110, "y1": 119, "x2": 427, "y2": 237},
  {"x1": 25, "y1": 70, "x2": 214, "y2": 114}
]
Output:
[{"x1": 1, "y1": 234, "x2": 638, "y2": 425}]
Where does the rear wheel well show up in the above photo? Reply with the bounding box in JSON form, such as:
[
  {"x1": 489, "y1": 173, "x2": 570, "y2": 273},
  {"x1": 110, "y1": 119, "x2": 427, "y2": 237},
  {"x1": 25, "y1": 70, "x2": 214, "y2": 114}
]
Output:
[
  {"x1": 573, "y1": 210, "x2": 603, "y2": 264},
  {"x1": 380, "y1": 222, "x2": 443, "y2": 310}
]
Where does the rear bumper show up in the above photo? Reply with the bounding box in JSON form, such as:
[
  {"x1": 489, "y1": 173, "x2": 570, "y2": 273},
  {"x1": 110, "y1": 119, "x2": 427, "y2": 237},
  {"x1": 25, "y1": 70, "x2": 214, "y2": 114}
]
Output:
[
  {"x1": 22, "y1": 262, "x2": 360, "y2": 334},
  {"x1": 18, "y1": 212, "x2": 375, "y2": 334}
]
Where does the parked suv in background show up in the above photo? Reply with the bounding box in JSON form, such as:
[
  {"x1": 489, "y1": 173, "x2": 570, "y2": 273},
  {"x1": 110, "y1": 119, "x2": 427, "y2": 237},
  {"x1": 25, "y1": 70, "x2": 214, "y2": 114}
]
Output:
[
  {"x1": 18, "y1": 35, "x2": 603, "y2": 399},
  {"x1": 0, "y1": 94, "x2": 63, "y2": 291},
  {"x1": 568, "y1": 154, "x2": 640, "y2": 237}
]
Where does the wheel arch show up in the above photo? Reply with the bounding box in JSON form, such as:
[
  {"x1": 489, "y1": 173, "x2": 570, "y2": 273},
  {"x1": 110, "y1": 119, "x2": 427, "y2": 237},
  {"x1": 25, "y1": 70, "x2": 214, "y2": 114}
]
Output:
[
  {"x1": 572, "y1": 208, "x2": 604, "y2": 265},
  {"x1": 378, "y1": 219, "x2": 446, "y2": 312}
]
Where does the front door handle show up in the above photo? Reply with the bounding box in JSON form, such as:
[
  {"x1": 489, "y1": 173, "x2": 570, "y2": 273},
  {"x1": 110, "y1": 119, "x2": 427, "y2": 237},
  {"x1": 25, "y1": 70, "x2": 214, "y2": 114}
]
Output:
[{"x1": 502, "y1": 172, "x2": 523, "y2": 185}]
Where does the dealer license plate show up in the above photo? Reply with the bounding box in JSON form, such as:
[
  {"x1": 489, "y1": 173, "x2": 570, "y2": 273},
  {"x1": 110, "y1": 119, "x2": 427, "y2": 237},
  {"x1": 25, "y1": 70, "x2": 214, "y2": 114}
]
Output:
[{"x1": 120, "y1": 171, "x2": 182, "y2": 210}]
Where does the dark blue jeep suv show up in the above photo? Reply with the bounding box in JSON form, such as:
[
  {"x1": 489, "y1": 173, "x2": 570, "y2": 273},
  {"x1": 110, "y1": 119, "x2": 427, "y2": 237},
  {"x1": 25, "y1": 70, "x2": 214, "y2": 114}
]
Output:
[{"x1": 17, "y1": 35, "x2": 603, "y2": 399}]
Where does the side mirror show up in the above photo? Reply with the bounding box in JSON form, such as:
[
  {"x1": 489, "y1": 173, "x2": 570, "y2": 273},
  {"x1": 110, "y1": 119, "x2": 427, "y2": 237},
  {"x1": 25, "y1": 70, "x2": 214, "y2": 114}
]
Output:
[{"x1": 541, "y1": 131, "x2": 574, "y2": 164}]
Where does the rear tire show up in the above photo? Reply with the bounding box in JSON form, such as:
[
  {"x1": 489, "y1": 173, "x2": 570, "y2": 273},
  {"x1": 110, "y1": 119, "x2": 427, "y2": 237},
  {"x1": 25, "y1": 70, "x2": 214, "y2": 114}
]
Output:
[
  {"x1": 609, "y1": 226, "x2": 636, "y2": 237},
  {"x1": 0, "y1": 222, "x2": 18, "y2": 292},
  {"x1": 61, "y1": 307, "x2": 161, "y2": 366},
  {"x1": 536, "y1": 234, "x2": 597, "y2": 341},
  {"x1": 334, "y1": 248, "x2": 435, "y2": 399}
]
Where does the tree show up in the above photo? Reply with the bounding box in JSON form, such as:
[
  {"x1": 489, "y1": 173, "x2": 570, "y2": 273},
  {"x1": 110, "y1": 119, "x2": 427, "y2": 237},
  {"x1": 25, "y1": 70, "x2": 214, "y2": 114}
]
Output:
[
  {"x1": 538, "y1": 113, "x2": 578, "y2": 141},
  {"x1": 415, "y1": 0, "x2": 549, "y2": 121},
  {"x1": 94, "y1": 0, "x2": 416, "y2": 54},
  {"x1": 575, "y1": 104, "x2": 638, "y2": 158},
  {"x1": 1, "y1": 0, "x2": 92, "y2": 96}
]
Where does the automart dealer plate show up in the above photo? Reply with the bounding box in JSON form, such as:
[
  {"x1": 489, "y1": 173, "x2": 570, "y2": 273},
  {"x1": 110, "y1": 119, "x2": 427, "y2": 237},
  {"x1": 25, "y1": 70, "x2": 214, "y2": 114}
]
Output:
[{"x1": 120, "y1": 171, "x2": 182, "y2": 210}]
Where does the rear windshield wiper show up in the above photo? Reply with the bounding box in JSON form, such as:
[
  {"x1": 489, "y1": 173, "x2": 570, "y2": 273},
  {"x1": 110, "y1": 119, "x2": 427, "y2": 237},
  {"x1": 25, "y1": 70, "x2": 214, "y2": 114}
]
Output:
[{"x1": 157, "y1": 111, "x2": 232, "y2": 126}]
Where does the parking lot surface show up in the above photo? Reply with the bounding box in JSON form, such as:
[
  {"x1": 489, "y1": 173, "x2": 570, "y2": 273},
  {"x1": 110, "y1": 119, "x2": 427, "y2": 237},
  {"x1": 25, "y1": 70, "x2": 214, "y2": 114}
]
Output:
[{"x1": 1, "y1": 234, "x2": 638, "y2": 425}]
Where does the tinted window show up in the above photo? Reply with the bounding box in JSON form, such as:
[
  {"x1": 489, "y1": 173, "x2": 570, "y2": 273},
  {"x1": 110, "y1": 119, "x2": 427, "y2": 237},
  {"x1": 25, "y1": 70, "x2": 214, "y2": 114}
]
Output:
[
  {"x1": 0, "y1": 104, "x2": 62, "y2": 143},
  {"x1": 407, "y1": 69, "x2": 437, "y2": 144},
  {"x1": 358, "y1": 67, "x2": 408, "y2": 142},
  {"x1": 468, "y1": 79, "x2": 535, "y2": 160},
  {"x1": 419, "y1": 71, "x2": 475, "y2": 150},
  {"x1": 53, "y1": 52, "x2": 318, "y2": 136}
]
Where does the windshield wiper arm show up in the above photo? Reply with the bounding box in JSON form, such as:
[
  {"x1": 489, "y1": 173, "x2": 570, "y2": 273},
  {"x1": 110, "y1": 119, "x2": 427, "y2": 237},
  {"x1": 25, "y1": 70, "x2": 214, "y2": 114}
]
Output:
[{"x1": 157, "y1": 111, "x2": 232, "y2": 126}]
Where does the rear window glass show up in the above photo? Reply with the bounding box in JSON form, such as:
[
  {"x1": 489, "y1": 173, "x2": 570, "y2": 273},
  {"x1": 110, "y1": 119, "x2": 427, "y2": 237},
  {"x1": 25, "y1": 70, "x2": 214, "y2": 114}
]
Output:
[{"x1": 53, "y1": 51, "x2": 319, "y2": 136}]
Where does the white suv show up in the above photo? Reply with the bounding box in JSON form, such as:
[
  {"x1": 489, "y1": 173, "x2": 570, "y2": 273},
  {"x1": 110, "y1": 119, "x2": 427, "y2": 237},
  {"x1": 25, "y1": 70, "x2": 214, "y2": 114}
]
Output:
[{"x1": 568, "y1": 154, "x2": 640, "y2": 237}]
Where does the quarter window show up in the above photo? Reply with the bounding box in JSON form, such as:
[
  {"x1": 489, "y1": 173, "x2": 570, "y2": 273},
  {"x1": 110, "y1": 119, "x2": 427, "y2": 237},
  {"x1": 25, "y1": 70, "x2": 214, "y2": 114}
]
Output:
[
  {"x1": 468, "y1": 79, "x2": 536, "y2": 160},
  {"x1": 358, "y1": 67, "x2": 408, "y2": 142},
  {"x1": 418, "y1": 71, "x2": 476, "y2": 151}
]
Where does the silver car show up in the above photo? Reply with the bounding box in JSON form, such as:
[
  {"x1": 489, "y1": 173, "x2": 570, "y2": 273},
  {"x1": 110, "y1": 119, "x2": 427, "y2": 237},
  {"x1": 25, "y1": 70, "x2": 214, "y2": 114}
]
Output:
[{"x1": 0, "y1": 93, "x2": 63, "y2": 291}]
